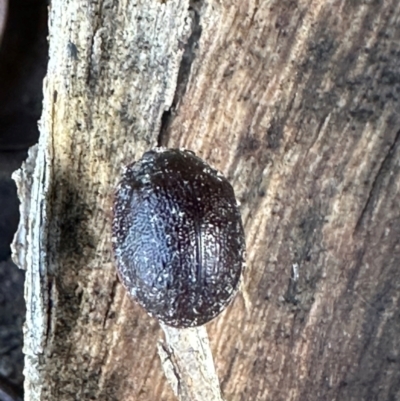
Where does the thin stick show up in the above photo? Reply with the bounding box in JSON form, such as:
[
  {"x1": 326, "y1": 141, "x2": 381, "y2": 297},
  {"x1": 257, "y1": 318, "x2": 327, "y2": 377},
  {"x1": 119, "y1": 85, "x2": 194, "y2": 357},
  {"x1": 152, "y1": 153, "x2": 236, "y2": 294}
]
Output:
[{"x1": 158, "y1": 325, "x2": 224, "y2": 401}]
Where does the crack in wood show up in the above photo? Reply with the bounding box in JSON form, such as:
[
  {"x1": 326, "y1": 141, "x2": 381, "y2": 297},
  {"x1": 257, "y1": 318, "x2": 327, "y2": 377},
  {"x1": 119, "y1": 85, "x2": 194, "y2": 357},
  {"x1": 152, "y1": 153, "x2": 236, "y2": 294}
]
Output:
[
  {"x1": 101, "y1": 278, "x2": 118, "y2": 329},
  {"x1": 158, "y1": 0, "x2": 203, "y2": 147},
  {"x1": 354, "y1": 129, "x2": 400, "y2": 233}
]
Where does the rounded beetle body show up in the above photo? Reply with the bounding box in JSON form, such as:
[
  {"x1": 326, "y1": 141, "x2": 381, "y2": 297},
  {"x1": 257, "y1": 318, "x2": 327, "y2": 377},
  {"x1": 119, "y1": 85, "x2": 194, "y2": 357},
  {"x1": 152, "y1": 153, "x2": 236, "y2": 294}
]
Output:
[{"x1": 112, "y1": 148, "x2": 245, "y2": 328}]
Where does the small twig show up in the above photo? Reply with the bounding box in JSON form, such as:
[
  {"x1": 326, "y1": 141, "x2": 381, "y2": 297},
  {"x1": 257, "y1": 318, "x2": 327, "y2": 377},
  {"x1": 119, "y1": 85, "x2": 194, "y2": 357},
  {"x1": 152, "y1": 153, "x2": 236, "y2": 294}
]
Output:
[{"x1": 158, "y1": 325, "x2": 224, "y2": 401}]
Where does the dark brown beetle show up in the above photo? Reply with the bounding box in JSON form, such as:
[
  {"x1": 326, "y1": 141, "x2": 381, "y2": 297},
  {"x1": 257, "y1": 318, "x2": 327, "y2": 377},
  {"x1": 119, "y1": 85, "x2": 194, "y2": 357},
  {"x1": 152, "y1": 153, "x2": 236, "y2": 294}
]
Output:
[{"x1": 112, "y1": 148, "x2": 245, "y2": 328}]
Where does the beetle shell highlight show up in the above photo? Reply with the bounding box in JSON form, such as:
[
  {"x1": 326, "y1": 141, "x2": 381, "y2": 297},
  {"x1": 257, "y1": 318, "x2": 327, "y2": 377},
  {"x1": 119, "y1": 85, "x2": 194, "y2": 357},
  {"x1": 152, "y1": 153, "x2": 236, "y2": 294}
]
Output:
[{"x1": 112, "y1": 148, "x2": 245, "y2": 328}]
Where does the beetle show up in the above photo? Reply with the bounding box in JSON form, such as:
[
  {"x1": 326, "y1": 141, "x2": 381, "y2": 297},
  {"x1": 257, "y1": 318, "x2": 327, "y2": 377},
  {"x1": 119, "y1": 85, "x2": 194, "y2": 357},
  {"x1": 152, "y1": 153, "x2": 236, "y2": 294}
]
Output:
[{"x1": 112, "y1": 148, "x2": 245, "y2": 328}]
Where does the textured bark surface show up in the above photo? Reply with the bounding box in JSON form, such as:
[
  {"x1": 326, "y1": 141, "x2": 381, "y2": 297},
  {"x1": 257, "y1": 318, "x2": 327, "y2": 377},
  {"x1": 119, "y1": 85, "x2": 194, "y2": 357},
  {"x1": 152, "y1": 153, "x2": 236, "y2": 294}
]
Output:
[{"x1": 12, "y1": 0, "x2": 400, "y2": 401}]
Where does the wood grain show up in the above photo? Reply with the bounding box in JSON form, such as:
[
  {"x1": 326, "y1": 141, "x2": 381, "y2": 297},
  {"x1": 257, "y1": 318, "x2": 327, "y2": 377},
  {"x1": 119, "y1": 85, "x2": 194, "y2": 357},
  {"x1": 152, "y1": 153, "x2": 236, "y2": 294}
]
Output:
[{"x1": 13, "y1": 0, "x2": 400, "y2": 400}]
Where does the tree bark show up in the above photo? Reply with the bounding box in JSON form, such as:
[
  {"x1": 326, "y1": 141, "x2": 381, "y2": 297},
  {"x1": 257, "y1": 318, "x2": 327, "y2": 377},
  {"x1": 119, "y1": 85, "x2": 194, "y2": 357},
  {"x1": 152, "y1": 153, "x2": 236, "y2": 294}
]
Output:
[{"x1": 12, "y1": 1, "x2": 400, "y2": 401}]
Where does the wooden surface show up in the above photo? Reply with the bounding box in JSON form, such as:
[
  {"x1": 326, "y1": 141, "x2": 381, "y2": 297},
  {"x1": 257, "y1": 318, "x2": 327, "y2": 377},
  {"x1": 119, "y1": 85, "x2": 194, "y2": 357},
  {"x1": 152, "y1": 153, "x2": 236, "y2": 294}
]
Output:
[{"x1": 12, "y1": 0, "x2": 400, "y2": 400}]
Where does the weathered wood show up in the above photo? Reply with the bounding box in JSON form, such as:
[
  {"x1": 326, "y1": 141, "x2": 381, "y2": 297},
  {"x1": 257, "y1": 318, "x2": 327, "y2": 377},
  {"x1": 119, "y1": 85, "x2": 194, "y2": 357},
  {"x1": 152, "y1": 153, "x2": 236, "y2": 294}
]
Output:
[{"x1": 12, "y1": 0, "x2": 400, "y2": 400}]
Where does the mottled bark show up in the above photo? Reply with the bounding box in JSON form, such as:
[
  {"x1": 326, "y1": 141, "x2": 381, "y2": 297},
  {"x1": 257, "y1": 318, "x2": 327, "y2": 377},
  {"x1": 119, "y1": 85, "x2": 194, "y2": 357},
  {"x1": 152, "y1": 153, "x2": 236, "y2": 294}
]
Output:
[{"x1": 12, "y1": 1, "x2": 400, "y2": 401}]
